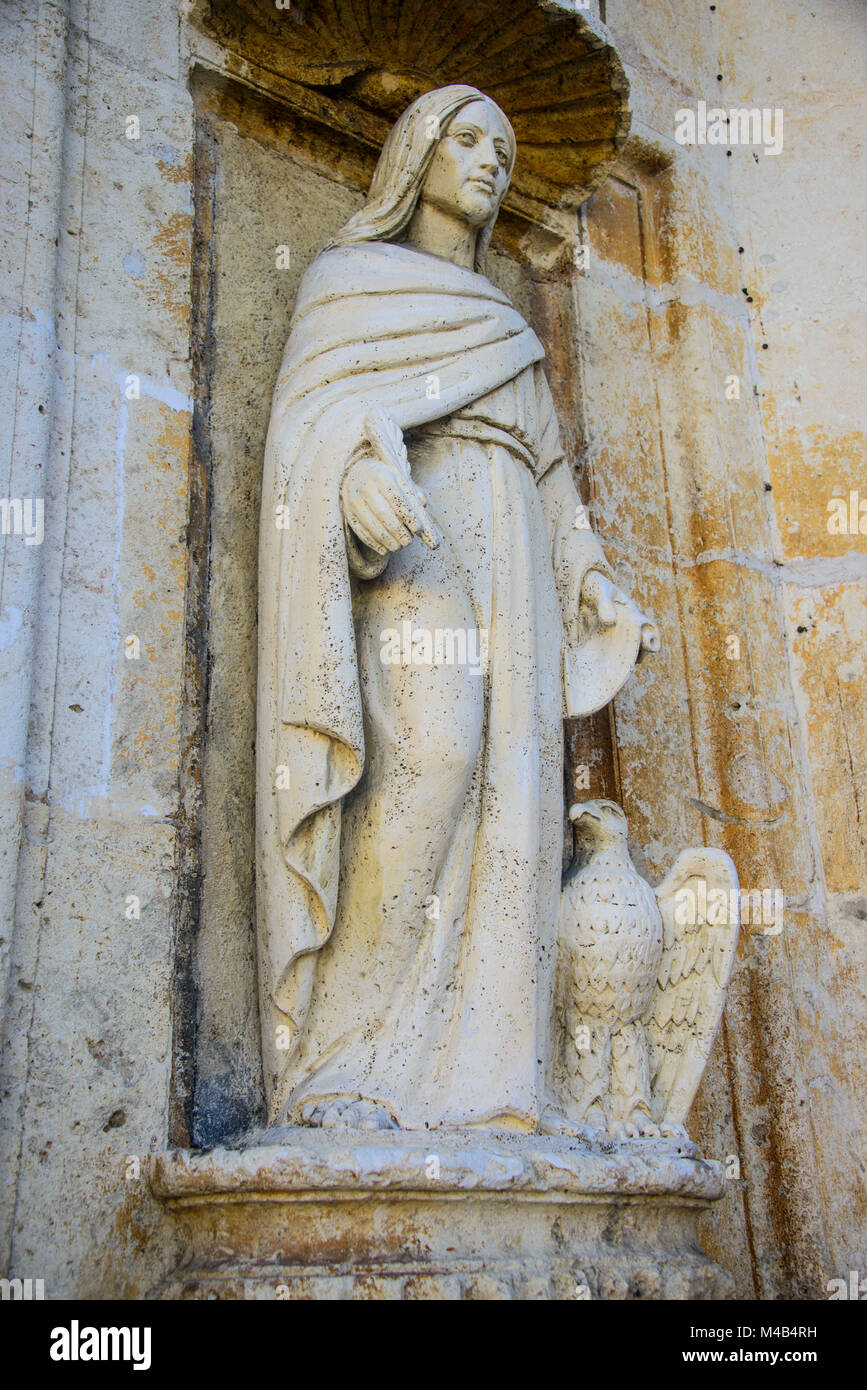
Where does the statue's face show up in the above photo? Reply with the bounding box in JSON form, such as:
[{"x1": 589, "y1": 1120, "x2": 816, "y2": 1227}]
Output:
[{"x1": 420, "y1": 98, "x2": 512, "y2": 229}]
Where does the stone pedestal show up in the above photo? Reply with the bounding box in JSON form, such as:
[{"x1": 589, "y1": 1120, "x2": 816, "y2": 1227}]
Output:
[{"x1": 148, "y1": 1130, "x2": 733, "y2": 1299}]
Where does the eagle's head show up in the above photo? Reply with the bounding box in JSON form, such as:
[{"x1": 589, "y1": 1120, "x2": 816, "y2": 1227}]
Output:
[{"x1": 568, "y1": 798, "x2": 629, "y2": 848}]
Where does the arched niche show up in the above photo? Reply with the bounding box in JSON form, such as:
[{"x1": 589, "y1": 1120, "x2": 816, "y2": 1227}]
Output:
[
  {"x1": 190, "y1": 0, "x2": 630, "y2": 264},
  {"x1": 175, "y1": 0, "x2": 631, "y2": 1146}
]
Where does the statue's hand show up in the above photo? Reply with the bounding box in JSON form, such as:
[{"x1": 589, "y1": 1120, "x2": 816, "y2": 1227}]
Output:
[
  {"x1": 341, "y1": 455, "x2": 440, "y2": 555},
  {"x1": 579, "y1": 570, "x2": 626, "y2": 630},
  {"x1": 579, "y1": 569, "x2": 661, "y2": 654}
]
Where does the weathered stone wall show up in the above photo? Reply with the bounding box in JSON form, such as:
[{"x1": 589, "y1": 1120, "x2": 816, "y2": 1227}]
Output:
[
  {"x1": 596, "y1": 0, "x2": 866, "y2": 1297},
  {"x1": 533, "y1": 0, "x2": 864, "y2": 1300},
  {"x1": 719, "y1": 0, "x2": 867, "y2": 1294},
  {"x1": 0, "y1": 0, "x2": 863, "y2": 1298},
  {"x1": 0, "y1": 0, "x2": 194, "y2": 1298}
]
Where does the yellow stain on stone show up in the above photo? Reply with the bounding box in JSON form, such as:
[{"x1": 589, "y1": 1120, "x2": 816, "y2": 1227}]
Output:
[
  {"x1": 150, "y1": 211, "x2": 192, "y2": 334},
  {"x1": 156, "y1": 153, "x2": 193, "y2": 186},
  {"x1": 789, "y1": 585, "x2": 867, "y2": 893},
  {"x1": 768, "y1": 424, "x2": 867, "y2": 561},
  {"x1": 116, "y1": 396, "x2": 192, "y2": 776}
]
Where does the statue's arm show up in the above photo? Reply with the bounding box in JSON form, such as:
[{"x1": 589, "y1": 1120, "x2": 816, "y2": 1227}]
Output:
[
  {"x1": 532, "y1": 364, "x2": 614, "y2": 645},
  {"x1": 340, "y1": 445, "x2": 392, "y2": 578},
  {"x1": 537, "y1": 453, "x2": 613, "y2": 644},
  {"x1": 533, "y1": 367, "x2": 659, "y2": 712},
  {"x1": 340, "y1": 426, "x2": 439, "y2": 577}
]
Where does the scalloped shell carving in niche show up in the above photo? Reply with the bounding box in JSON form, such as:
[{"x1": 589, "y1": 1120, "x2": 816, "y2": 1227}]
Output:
[{"x1": 194, "y1": 0, "x2": 631, "y2": 222}]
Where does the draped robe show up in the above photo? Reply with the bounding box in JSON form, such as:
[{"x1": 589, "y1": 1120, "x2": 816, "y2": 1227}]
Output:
[{"x1": 257, "y1": 242, "x2": 610, "y2": 1129}]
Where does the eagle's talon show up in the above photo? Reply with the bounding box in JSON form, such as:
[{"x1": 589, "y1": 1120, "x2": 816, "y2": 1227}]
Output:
[{"x1": 299, "y1": 1096, "x2": 398, "y2": 1130}]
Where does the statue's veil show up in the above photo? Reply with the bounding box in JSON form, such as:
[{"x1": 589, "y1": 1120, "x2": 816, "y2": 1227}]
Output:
[{"x1": 325, "y1": 84, "x2": 515, "y2": 274}]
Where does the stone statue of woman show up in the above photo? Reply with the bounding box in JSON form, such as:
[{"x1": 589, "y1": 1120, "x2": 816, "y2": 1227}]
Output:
[{"x1": 257, "y1": 84, "x2": 656, "y2": 1133}]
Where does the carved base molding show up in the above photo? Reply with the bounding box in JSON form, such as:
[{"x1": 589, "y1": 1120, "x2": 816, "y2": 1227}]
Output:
[{"x1": 148, "y1": 1131, "x2": 733, "y2": 1300}]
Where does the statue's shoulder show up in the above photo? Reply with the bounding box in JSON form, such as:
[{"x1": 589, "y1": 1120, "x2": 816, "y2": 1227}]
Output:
[
  {"x1": 294, "y1": 244, "x2": 365, "y2": 303},
  {"x1": 305, "y1": 240, "x2": 403, "y2": 284},
  {"x1": 301, "y1": 241, "x2": 510, "y2": 306},
  {"x1": 289, "y1": 243, "x2": 408, "y2": 321}
]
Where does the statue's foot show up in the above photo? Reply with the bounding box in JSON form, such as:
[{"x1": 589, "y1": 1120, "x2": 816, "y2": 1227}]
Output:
[
  {"x1": 660, "y1": 1122, "x2": 690, "y2": 1143},
  {"x1": 609, "y1": 1110, "x2": 660, "y2": 1140},
  {"x1": 299, "y1": 1096, "x2": 399, "y2": 1131},
  {"x1": 539, "y1": 1105, "x2": 595, "y2": 1140}
]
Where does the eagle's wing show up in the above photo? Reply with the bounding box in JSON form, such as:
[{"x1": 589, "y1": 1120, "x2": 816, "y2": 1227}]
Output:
[{"x1": 643, "y1": 848, "x2": 740, "y2": 1128}]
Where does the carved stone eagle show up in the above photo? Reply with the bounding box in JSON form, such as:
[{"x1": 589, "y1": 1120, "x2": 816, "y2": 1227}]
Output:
[{"x1": 555, "y1": 799, "x2": 740, "y2": 1140}]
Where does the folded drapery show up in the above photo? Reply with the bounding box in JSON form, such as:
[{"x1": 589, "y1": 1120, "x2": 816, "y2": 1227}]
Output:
[{"x1": 257, "y1": 241, "x2": 608, "y2": 1124}]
